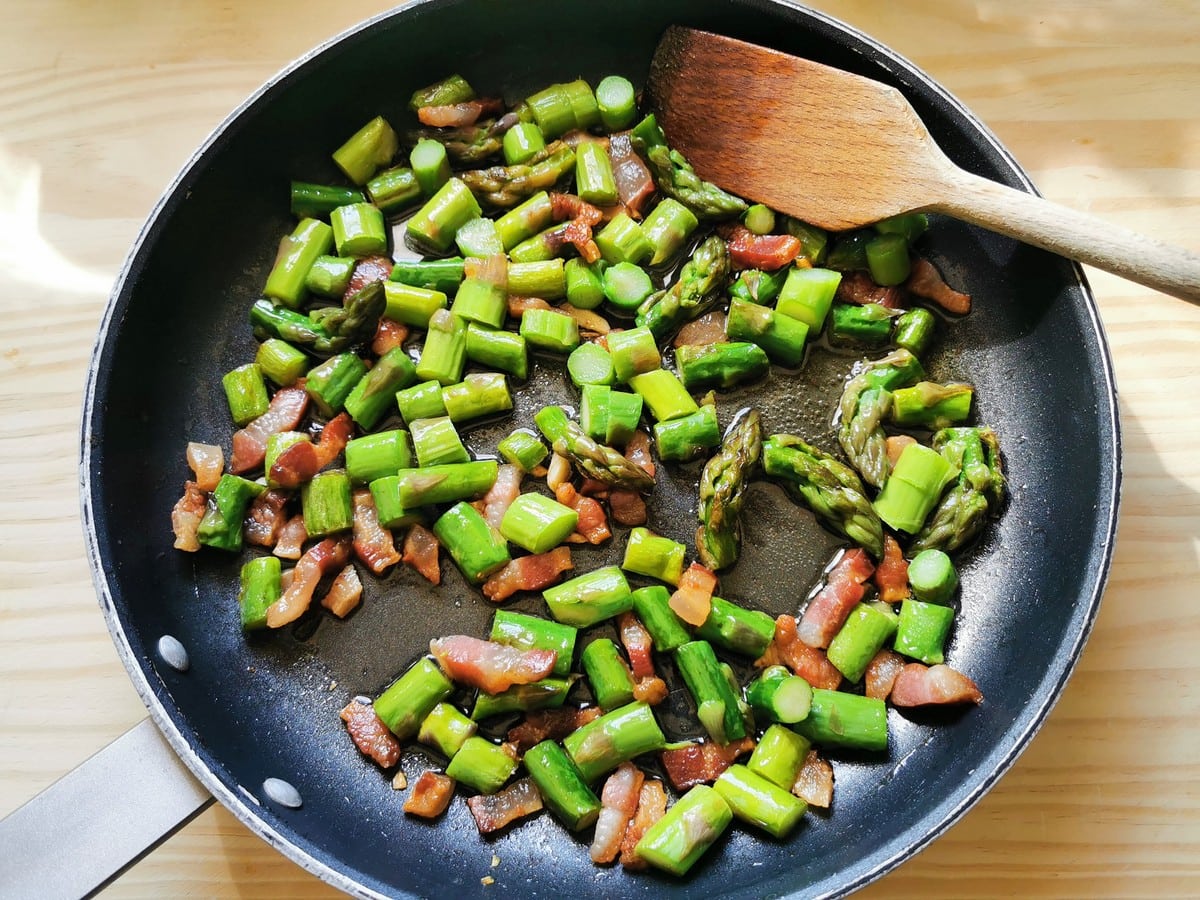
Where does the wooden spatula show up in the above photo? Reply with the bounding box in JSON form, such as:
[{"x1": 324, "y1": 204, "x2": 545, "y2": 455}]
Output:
[{"x1": 648, "y1": 26, "x2": 1200, "y2": 303}]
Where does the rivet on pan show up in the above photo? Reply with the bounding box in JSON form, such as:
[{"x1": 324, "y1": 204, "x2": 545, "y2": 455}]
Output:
[
  {"x1": 263, "y1": 777, "x2": 303, "y2": 809},
  {"x1": 156, "y1": 635, "x2": 190, "y2": 672}
]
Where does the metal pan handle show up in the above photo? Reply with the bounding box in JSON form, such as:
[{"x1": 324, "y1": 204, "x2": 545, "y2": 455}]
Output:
[{"x1": 0, "y1": 718, "x2": 212, "y2": 899}]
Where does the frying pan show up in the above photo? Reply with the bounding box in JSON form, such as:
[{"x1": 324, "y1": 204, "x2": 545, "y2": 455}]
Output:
[{"x1": 12, "y1": 0, "x2": 1119, "y2": 896}]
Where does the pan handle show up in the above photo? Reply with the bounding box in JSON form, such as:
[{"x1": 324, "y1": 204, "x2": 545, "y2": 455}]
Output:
[{"x1": 0, "y1": 717, "x2": 213, "y2": 899}]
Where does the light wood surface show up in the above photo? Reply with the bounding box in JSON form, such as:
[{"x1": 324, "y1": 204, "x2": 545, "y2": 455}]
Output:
[{"x1": 1, "y1": 1, "x2": 1197, "y2": 896}]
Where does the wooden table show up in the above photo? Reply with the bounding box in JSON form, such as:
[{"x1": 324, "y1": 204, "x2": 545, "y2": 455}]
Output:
[{"x1": 2, "y1": 1, "x2": 1197, "y2": 896}]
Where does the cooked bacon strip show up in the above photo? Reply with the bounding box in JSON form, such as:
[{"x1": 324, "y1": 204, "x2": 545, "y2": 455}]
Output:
[
  {"x1": 886, "y1": 434, "x2": 918, "y2": 467},
  {"x1": 273, "y1": 514, "x2": 307, "y2": 560},
  {"x1": 555, "y1": 483, "x2": 611, "y2": 544},
  {"x1": 559, "y1": 302, "x2": 611, "y2": 336},
  {"x1": 792, "y1": 750, "x2": 834, "y2": 808},
  {"x1": 481, "y1": 464, "x2": 523, "y2": 530},
  {"x1": 244, "y1": 489, "x2": 290, "y2": 548},
  {"x1": 591, "y1": 763, "x2": 645, "y2": 864},
  {"x1": 874, "y1": 535, "x2": 910, "y2": 604},
  {"x1": 171, "y1": 481, "x2": 207, "y2": 552},
  {"x1": 579, "y1": 478, "x2": 609, "y2": 497},
  {"x1": 265, "y1": 536, "x2": 352, "y2": 628},
  {"x1": 402, "y1": 524, "x2": 441, "y2": 584},
  {"x1": 668, "y1": 562, "x2": 718, "y2": 626},
  {"x1": 321, "y1": 564, "x2": 363, "y2": 617},
  {"x1": 673, "y1": 311, "x2": 728, "y2": 348},
  {"x1": 269, "y1": 412, "x2": 353, "y2": 489},
  {"x1": 624, "y1": 430, "x2": 655, "y2": 479},
  {"x1": 547, "y1": 192, "x2": 603, "y2": 262},
  {"x1": 416, "y1": 97, "x2": 503, "y2": 127},
  {"x1": 506, "y1": 295, "x2": 552, "y2": 318},
  {"x1": 506, "y1": 706, "x2": 601, "y2": 754},
  {"x1": 835, "y1": 270, "x2": 903, "y2": 309},
  {"x1": 467, "y1": 777, "x2": 544, "y2": 834},
  {"x1": 608, "y1": 489, "x2": 647, "y2": 527},
  {"x1": 797, "y1": 548, "x2": 876, "y2": 648},
  {"x1": 340, "y1": 700, "x2": 401, "y2": 768},
  {"x1": 351, "y1": 488, "x2": 400, "y2": 574},
  {"x1": 430, "y1": 635, "x2": 557, "y2": 694},
  {"x1": 561, "y1": 129, "x2": 610, "y2": 150},
  {"x1": 617, "y1": 612, "x2": 656, "y2": 680},
  {"x1": 482, "y1": 546, "x2": 573, "y2": 602},
  {"x1": 891, "y1": 663, "x2": 983, "y2": 707},
  {"x1": 343, "y1": 254, "x2": 394, "y2": 302},
  {"x1": 906, "y1": 256, "x2": 971, "y2": 314},
  {"x1": 372, "y1": 317, "x2": 409, "y2": 355},
  {"x1": 619, "y1": 778, "x2": 667, "y2": 870},
  {"x1": 757, "y1": 615, "x2": 843, "y2": 690},
  {"x1": 185, "y1": 442, "x2": 224, "y2": 492},
  {"x1": 722, "y1": 223, "x2": 802, "y2": 271},
  {"x1": 865, "y1": 648, "x2": 907, "y2": 701},
  {"x1": 229, "y1": 386, "x2": 309, "y2": 475},
  {"x1": 660, "y1": 737, "x2": 755, "y2": 792},
  {"x1": 403, "y1": 771, "x2": 455, "y2": 818},
  {"x1": 550, "y1": 191, "x2": 603, "y2": 226},
  {"x1": 607, "y1": 132, "x2": 656, "y2": 217}
]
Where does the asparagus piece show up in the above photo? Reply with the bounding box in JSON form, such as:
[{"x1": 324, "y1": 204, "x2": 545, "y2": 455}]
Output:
[
  {"x1": 301, "y1": 470, "x2": 353, "y2": 537},
  {"x1": 460, "y1": 142, "x2": 576, "y2": 208},
  {"x1": 433, "y1": 501, "x2": 511, "y2": 584},
  {"x1": 696, "y1": 409, "x2": 762, "y2": 570},
  {"x1": 238, "y1": 556, "x2": 281, "y2": 631},
  {"x1": 490, "y1": 610, "x2": 577, "y2": 677},
  {"x1": 895, "y1": 598, "x2": 956, "y2": 665},
  {"x1": 635, "y1": 235, "x2": 731, "y2": 341},
  {"x1": 454, "y1": 217, "x2": 504, "y2": 259},
  {"x1": 368, "y1": 476, "x2": 422, "y2": 529},
  {"x1": 837, "y1": 348, "x2": 927, "y2": 490},
  {"x1": 304, "y1": 255, "x2": 356, "y2": 298},
  {"x1": 576, "y1": 140, "x2": 618, "y2": 206},
  {"x1": 762, "y1": 434, "x2": 884, "y2": 558},
  {"x1": 907, "y1": 549, "x2": 959, "y2": 603},
  {"x1": 725, "y1": 298, "x2": 809, "y2": 368},
  {"x1": 465, "y1": 325, "x2": 528, "y2": 380},
  {"x1": 249, "y1": 280, "x2": 385, "y2": 356},
  {"x1": 444, "y1": 736, "x2": 518, "y2": 794},
  {"x1": 410, "y1": 138, "x2": 452, "y2": 198},
  {"x1": 633, "y1": 784, "x2": 733, "y2": 876},
  {"x1": 344, "y1": 346, "x2": 417, "y2": 430},
  {"x1": 562, "y1": 701, "x2": 666, "y2": 782},
  {"x1": 674, "y1": 640, "x2": 746, "y2": 744},
  {"x1": 525, "y1": 80, "x2": 598, "y2": 138},
  {"x1": 523, "y1": 740, "x2": 601, "y2": 831},
  {"x1": 794, "y1": 688, "x2": 888, "y2": 752},
  {"x1": 411, "y1": 416, "x2": 469, "y2": 467},
  {"x1": 713, "y1": 764, "x2": 807, "y2": 839},
  {"x1": 629, "y1": 368, "x2": 697, "y2": 422},
  {"x1": 581, "y1": 382, "x2": 610, "y2": 443},
  {"x1": 406, "y1": 177, "x2": 481, "y2": 253},
  {"x1": 695, "y1": 596, "x2": 776, "y2": 659},
  {"x1": 622, "y1": 527, "x2": 687, "y2": 585},
  {"x1": 365, "y1": 166, "x2": 422, "y2": 215},
  {"x1": 606, "y1": 326, "x2": 660, "y2": 383},
  {"x1": 495, "y1": 191, "x2": 555, "y2": 251},
  {"x1": 332, "y1": 116, "x2": 399, "y2": 185},
  {"x1": 728, "y1": 267, "x2": 788, "y2": 306},
  {"x1": 866, "y1": 232, "x2": 911, "y2": 285},
  {"x1": 499, "y1": 492, "x2": 578, "y2": 554},
  {"x1": 289, "y1": 182, "x2": 365, "y2": 219},
  {"x1": 581, "y1": 638, "x2": 637, "y2": 710},
  {"x1": 305, "y1": 353, "x2": 367, "y2": 417},
  {"x1": 873, "y1": 442, "x2": 957, "y2": 534},
  {"x1": 502, "y1": 121, "x2": 546, "y2": 165},
  {"x1": 776, "y1": 267, "x2": 842, "y2": 332},
  {"x1": 653, "y1": 403, "x2": 720, "y2": 463},
  {"x1": 374, "y1": 657, "x2": 454, "y2": 740},
  {"x1": 676, "y1": 342, "x2": 770, "y2": 392},
  {"x1": 745, "y1": 667, "x2": 813, "y2": 725},
  {"x1": 595, "y1": 213, "x2": 653, "y2": 266},
  {"x1": 630, "y1": 114, "x2": 747, "y2": 220},
  {"x1": 564, "y1": 257, "x2": 606, "y2": 310},
  {"x1": 630, "y1": 585, "x2": 692, "y2": 653},
  {"x1": 893, "y1": 307, "x2": 937, "y2": 357},
  {"x1": 345, "y1": 430, "x2": 413, "y2": 484},
  {"x1": 264, "y1": 432, "x2": 307, "y2": 488},
  {"x1": 640, "y1": 198, "x2": 699, "y2": 266},
  {"x1": 497, "y1": 429, "x2": 548, "y2": 473},
  {"x1": 891, "y1": 382, "x2": 974, "y2": 429},
  {"x1": 389, "y1": 258, "x2": 465, "y2": 294},
  {"x1": 405, "y1": 121, "x2": 503, "y2": 165},
  {"x1": 543, "y1": 566, "x2": 634, "y2": 628},
  {"x1": 567, "y1": 342, "x2": 616, "y2": 388},
  {"x1": 874, "y1": 212, "x2": 929, "y2": 243},
  {"x1": 221, "y1": 363, "x2": 269, "y2": 426},
  {"x1": 264, "y1": 218, "x2": 334, "y2": 308},
  {"x1": 395, "y1": 460, "x2": 498, "y2": 507},
  {"x1": 383, "y1": 282, "x2": 448, "y2": 328},
  {"x1": 910, "y1": 426, "x2": 1005, "y2": 554},
  {"x1": 508, "y1": 259, "x2": 567, "y2": 299},
  {"x1": 395, "y1": 379, "x2": 447, "y2": 425},
  {"x1": 197, "y1": 475, "x2": 265, "y2": 552},
  {"x1": 255, "y1": 339, "x2": 308, "y2": 387},
  {"x1": 747, "y1": 723, "x2": 812, "y2": 790},
  {"x1": 605, "y1": 391, "x2": 644, "y2": 446},
  {"x1": 409, "y1": 74, "x2": 475, "y2": 111},
  {"x1": 830, "y1": 303, "x2": 895, "y2": 346},
  {"x1": 441, "y1": 372, "x2": 512, "y2": 423},
  {"x1": 418, "y1": 702, "x2": 477, "y2": 759},
  {"x1": 471, "y1": 677, "x2": 575, "y2": 719},
  {"x1": 826, "y1": 603, "x2": 899, "y2": 683},
  {"x1": 414, "y1": 309, "x2": 468, "y2": 385},
  {"x1": 535, "y1": 408, "x2": 655, "y2": 492},
  {"x1": 743, "y1": 204, "x2": 776, "y2": 235},
  {"x1": 520, "y1": 308, "x2": 580, "y2": 353},
  {"x1": 602, "y1": 262, "x2": 654, "y2": 309},
  {"x1": 595, "y1": 75, "x2": 637, "y2": 131}
]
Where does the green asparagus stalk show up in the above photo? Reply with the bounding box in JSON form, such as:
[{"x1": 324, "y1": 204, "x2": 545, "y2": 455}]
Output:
[
  {"x1": 433, "y1": 501, "x2": 511, "y2": 584},
  {"x1": 713, "y1": 764, "x2": 807, "y2": 839},
  {"x1": 470, "y1": 677, "x2": 575, "y2": 719},
  {"x1": 410, "y1": 416, "x2": 470, "y2": 467},
  {"x1": 893, "y1": 307, "x2": 937, "y2": 357},
  {"x1": 405, "y1": 177, "x2": 482, "y2": 253},
  {"x1": 454, "y1": 217, "x2": 505, "y2": 259},
  {"x1": 696, "y1": 409, "x2": 762, "y2": 570},
  {"x1": 414, "y1": 309, "x2": 468, "y2": 386},
  {"x1": 873, "y1": 442, "x2": 957, "y2": 534},
  {"x1": 304, "y1": 255, "x2": 356, "y2": 298},
  {"x1": 523, "y1": 740, "x2": 601, "y2": 831},
  {"x1": 581, "y1": 638, "x2": 637, "y2": 710},
  {"x1": 910, "y1": 427, "x2": 1005, "y2": 554},
  {"x1": 442, "y1": 372, "x2": 513, "y2": 423},
  {"x1": 444, "y1": 736, "x2": 518, "y2": 794},
  {"x1": 835, "y1": 348, "x2": 927, "y2": 489},
  {"x1": 410, "y1": 138, "x2": 452, "y2": 198},
  {"x1": 490, "y1": 610, "x2": 578, "y2": 677},
  {"x1": 255, "y1": 339, "x2": 308, "y2": 387},
  {"x1": 826, "y1": 603, "x2": 899, "y2": 683},
  {"x1": 725, "y1": 298, "x2": 809, "y2": 368},
  {"x1": 630, "y1": 114, "x2": 747, "y2": 220},
  {"x1": 221, "y1": 363, "x2": 269, "y2": 426},
  {"x1": 653, "y1": 402, "x2": 720, "y2": 463},
  {"x1": 520, "y1": 308, "x2": 580, "y2": 353},
  {"x1": 301, "y1": 470, "x2": 353, "y2": 537},
  {"x1": 344, "y1": 346, "x2": 418, "y2": 430},
  {"x1": 497, "y1": 429, "x2": 548, "y2": 473},
  {"x1": 567, "y1": 342, "x2": 616, "y2": 388},
  {"x1": 676, "y1": 342, "x2": 770, "y2": 392},
  {"x1": 576, "y1": 141, "x2": 618, "y2": 206},
  {"x1": 606, "y1": 326, "x2": 660, "y2": 383},
  {"x1": 907, "y1": 548, "x2": 959, "y2": 603},
  {"x1": 389, "y1": 257, "x2": 465, "y2": 294},
  {"x1": 395, "y1": 460, "x2": 498, "y2": 507},
  {"x1": 563, "y1": 701, "x2": 666, "y2": 782},
  {"x1": 418, "y1": 702, "x2": 477, "y2": 759},
  {"x1": 895, "y1": 598, "x2": 956, "y2": 665},
  {"x1": 865, "y1": 232, "x2": 911, "y2": 285},
  {"x1": 633, "y1": 785, "x2": 733, "y2": 876},
  {"x1": 305, "y1": 353, "x2": 367, "y2": 417},
  {"x1": 495, "y1": 191, "x2": 555, "y2": 250},
  {"x1": 263, "y1": 218, "x2": 334, "y2": 308},
  {"x1": 622, "y1": 527, "x2": 687, "y2": 585},
  {"x1": 825, "y1": 230, "x2": 873, "y2": 271},
  {"x1": 605, "y1": 391, "x2": 643, "y2": 446},
  {"x1": 238, "y1": 556, "x2": 281, "y2": 631},
  {"x1": 635, "y1": 235, "x2": 731, "y2": 341},
  {"x1": 383, "y1": 282, "x2": 448, "y2": 329},
  {"x1": 742, "y1": 204, "x2": 776, "y2": 235},
  {"x1": 596, "y1": 75, "x2": 637, "y2": 131},
  {"x1": 794, "y1": 688, "x2": 888, "y2": 752},
  {"x1": 197, "y1": 475, "x2": 265, "y2": 552},
  {"x1": 595, "y1": 213, "x2": 653, "y2": 266},
  {"x1": 745, "y1": 667, "x2": 813, "y2": 725},
  {"x1": 537, "y1": 409, "x2": 655, "y2": 492},
  {"x1": 508, "y1": 259, "x2": 567, "y2": 299},
  {"x1": 640, "y1": 198, "x2": 699, "y2": 266},
  {"x1": 345, "y1": 430, "x2": 413, "y2": 484},
  {"x1": 289, "y1": 182, "x2": 365, "y2": 219},
  {"x1": 373, "y1": 657, "x2": 454, "y2": 740},
  {"x1": 564, "y1": 257, "x2": 606, "y2": 310},
  {"x1": 891, "y1": 382, "x2": 974, "y2": 429},
  {"x1": 543, "y1": 566, "x2": 634, "y2": 628},
  {"x1": 874, "y1": 212, "x2": 929, "y2": 243},
  {"x1": 502, "y1": 121, "x2": 546, "y2": 166},
  {"x1": 249, "y1": 280, "x2": 385, "y2": 356},
  {"x1": 829, "y1": 303, "x2": 895, "y2": 346},
  {"x1": 460, "y1": 142, "x2": 576, "y2": 208},
  {"x1": 264, "y1": 432, "x2": 307, "y2": 488},
  {"x1": 367, "y1": 475, "x2": 422, "y2": 529},
  {"x1": 364, "y1": 166, "x2": 422, "y2": 215},
  {"x1": 465, "y1": 325, "x2": 528, "y2": 380},
  {"x1": 695, "y1": 596, "x2": 776, "y2": 659},
  {"x1": 747, "y1": 723, "x2": 812, "y2": 790},
  {"x1": 602, "y1": 262, "x2": 654, "y2": 310},
  {"x1": 333, "y1": 116, "x2": 399, "y2": 185},
  {"x1": 409, "y1": 74, "x2": 475, "y2": 111},
  {"x1": 405, "y1": 121, "x2": 503, "y2": 165},
  {"x1": 581, "y1": 383, "x2": 608, "y2": 444},
  {"x1": 395, "y1": 379, "x2": 447, "y2": 425},
  {"x1": 674, "y1": 640, "x2": 747, "y2": 744},
  {"x1": 776, "y1": 267, "x2": 842, "y2": 333},
  {"x1": 630, "y1": 585, "x2": 693, "y2": 653},
  {"x1": 728, "y1": 267, "x2": 788, "y2": 306},
  {"x1": 499, "y1": 492, "x2": 578, "y2": 554},
  {"x1": 628, "y1": 368, "x2": 697, "y2": 422},
  {"x1": 762, "y1": 434, "x2": 884, "y2": 558}
]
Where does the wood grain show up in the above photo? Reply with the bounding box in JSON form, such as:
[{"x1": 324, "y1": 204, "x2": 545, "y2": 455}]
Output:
[{"x1": 1, "y1": 1, "x2": 1197, "y2": 897}]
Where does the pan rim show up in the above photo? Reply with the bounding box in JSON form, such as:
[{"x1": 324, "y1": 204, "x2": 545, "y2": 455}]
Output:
[{"x1": 78, "y1": 1, "x2": 1122, "y2": 897}]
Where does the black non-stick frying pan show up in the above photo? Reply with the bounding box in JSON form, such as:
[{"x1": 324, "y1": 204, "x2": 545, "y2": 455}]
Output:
[{"x1": 56, "y1": 0, "x2": 1118, "y2": 896}]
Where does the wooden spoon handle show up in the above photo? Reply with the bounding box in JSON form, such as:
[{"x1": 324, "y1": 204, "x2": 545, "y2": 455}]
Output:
[{"x1": 932, "y1": 168, "x2": 1200, "y2": 303}]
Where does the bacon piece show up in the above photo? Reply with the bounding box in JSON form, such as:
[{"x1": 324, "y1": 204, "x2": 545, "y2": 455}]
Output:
[
  {"x1": 273, "y1": 514, "x2": 307, "y2": 560},
  {"x1": 624, "y1": 430, "x2": 655, "y2": 479},
  {"x1": 230, "y1": 386, "x2": 309, "y2": 475},
  {"x1": 835, "y1": 270, "x2": 903, "y2": 309},
  {"x1": 463, "y1": 253, "x2": 508, "y2": 287},
  {"x1": 550, "y1": 191, "x2": 603, "y2": 226},
  {"x1": 673, "y1": 311, "x2": 728, "y2": 348},
  {"x1": 891, "y1": 663, "x2": 983, "y2": 707},
  {"x1": 171, "y1": 481, "x2": 207, "y2": 552},
  {"x1": 269, "y1": 412, "x2": 353, "y2": 489},
  {"x1": 467, "y1": 778, "x2": 544, "y2": 834},
  {"x1": 559, "y1": 302, "x2": 611, "y2": 336},
  {"x1": 506, "y1": 295, "x2": 551, "y2": 318},
  {"x1": 244, "y1": 489, "x2": 289, "y2": 548},
  {"x1": 505, "y1": 706, "x2": 601, "y2": 754},
  {"x1": 555, "y1": 483, "x2": 611, "y2": 544},
  {"x1": 482, "y1": 546, "x2": 573, "y2": 602},
  {"x1": 723, "y1": 223, "x2": 802, "y2": 271},
  {"x1": 906, "y1": 256, "x2": 971, "y2": 314},
  {"x1": 797, "y1": 549, "x2": 876, "y2": 648},
  {"x1": 430, "y1": 635, "x2": 557, "y2": 694},
  {"x1": 792, "y1": 750, "x2": 834, "y2": 808},
  {"x1": 668, "y1": 562, "x2": 718, "y2": 626},
  {"x1": 579, "y1": 478, "x2": 609, "y2": 497},
  {"x1": 403, "y1": 771, "x2": 455, "y2": 818},
  {"x1": 607, "y1": 132, "x2": 656, "y2": 217},
  {"x1": 619, "y1": 779, "x2": 667, "y2": 870},
  {"x1": 591, "y1": 763, "x2": 645, "y2": 863},
  {"x1": 757, "y1": 615, "x2": 843, "y2": 690},
  {"x1": 659, "y1": 738, "x2": 755, "y2": 792},
  {"x1": 617, "y1": 612, "x2": 656, "y2": 680},
  {"x1": 351, "y1": 488, "x2": 400, "y2": 574},
  {"x1": 481, "y1": 464, "x2": 523, "y2": 530},
  {"x1": 632, "y1": 677, "x2": 669, "y2": 706},
  {"x1": 266, "y1": 536, "x2": 352, "y2": 628},
  {"x1": 372, "y1": 317, "x2": 409, "y2": 355},
  {"x1": 321, "y1": 564, "x2": 363, "y2": 617},
  {"x1": 340, "y1": 700, "x2": 401, "y2": 768},
  {"x1": 185, "y1": 442, "x2": 224, "y2": 491},
  {"x1": 402, "y1": 524, "x2": 441, "y2": 584},
  {"x1": 874, "y1": 535, "x2": 910, "y2": 604},
  {"x1": 886, "y1": 434, "x2": 918, "y2": 467},
  {"x1": 416, "y1": 97, "x2": 503, "y2": 127},
  {"x1": 547, "y1": 192, "x2": 603, "y2": 262},
  {"x1": 343, "y1": 255, "x2": 394, "y2": 302},
  {"x1": 607, "y1": 489, "x2": 647, "y2": 527},
  {"x1": 865, "y1": 648, "x2": 907, "y2": 701}
]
